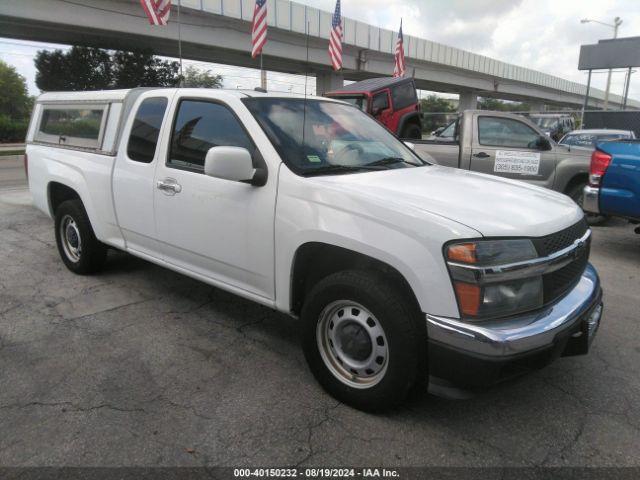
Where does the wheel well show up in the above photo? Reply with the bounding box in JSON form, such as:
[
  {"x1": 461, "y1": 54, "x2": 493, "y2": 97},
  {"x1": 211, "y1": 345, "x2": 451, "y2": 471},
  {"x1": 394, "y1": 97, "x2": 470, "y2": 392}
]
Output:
[
  {"x1": 564, "y1": 174, "x2": 588, "y2": 195},
  {"x1": 49, "y1": 182, "x2": 81, "y2": 215},
  {"x1": 290, "y1": 242, "x2": 420, "y2": 316}
]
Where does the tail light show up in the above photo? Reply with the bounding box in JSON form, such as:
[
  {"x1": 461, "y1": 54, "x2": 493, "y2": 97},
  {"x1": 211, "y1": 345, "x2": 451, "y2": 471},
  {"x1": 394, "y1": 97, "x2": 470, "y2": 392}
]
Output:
[
  {"x1": 23, "y1": 153, "x2": 29, "y2": 181},
  {"x1": 589, "y1": 149, "x2": 611, "y2": 187}
]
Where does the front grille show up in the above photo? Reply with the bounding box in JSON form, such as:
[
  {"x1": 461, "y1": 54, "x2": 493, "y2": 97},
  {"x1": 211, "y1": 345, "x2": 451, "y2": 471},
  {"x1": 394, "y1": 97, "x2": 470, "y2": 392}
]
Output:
[
  {"x1": 543, "y1": 238, "x2": 590, "y2": 302},
  {"x1": 533, "y1": 218, "x2": 590, "y2": 304},
  {"x1": 532, "y1": 218, "x2": 588, "y2": 256}
]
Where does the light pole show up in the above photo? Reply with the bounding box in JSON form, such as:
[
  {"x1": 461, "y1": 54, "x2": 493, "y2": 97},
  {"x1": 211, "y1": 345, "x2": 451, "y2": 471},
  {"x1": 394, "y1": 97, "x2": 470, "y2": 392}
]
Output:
[{"x1": 581, "y1": 17, "x2": 623, "y2": 110}]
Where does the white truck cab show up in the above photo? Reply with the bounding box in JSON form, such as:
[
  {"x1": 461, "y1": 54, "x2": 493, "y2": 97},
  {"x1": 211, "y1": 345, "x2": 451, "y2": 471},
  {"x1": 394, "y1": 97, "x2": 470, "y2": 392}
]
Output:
[{"x1": 26, "y1": 88, "x2": 603, "y2": 410}]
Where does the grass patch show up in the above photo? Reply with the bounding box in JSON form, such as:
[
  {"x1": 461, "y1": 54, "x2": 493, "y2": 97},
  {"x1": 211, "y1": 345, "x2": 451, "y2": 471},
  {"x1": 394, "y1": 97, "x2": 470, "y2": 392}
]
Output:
[{"x1": 0, "y1": 149, "x2": 25, "y2": 156}]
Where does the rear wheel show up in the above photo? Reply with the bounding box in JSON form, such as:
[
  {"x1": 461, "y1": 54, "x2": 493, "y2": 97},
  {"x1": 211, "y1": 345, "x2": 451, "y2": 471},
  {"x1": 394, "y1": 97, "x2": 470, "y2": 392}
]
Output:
[
  {"x1": 54, "y1": 199, "x2": 107, "y2": 274},
  {"x1": 301, "y1": 270, "x2": 425, "y2": 411},
  {"x1": 568, "y1": 183, "x2": 608, "y2": 226},
  {"x1": 401, "y1": 123, "x2": 422, "y2": 140}
]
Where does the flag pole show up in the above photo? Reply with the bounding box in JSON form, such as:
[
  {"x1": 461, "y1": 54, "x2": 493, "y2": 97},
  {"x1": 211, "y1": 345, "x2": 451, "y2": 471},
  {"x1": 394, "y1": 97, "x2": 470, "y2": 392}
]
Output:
[
  {"x1": 260, "y1": 52, "x2": 266, "y2": 90},
  {"x1": 177, "y1": 0, "x2": 184, "y2": 85}
]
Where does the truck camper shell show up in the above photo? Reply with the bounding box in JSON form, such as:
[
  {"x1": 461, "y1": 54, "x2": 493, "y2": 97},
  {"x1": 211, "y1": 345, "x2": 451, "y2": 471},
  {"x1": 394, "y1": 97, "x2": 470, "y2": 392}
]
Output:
[{"x1": 28, "y1": 88, "x2": 153, "y2": 155}]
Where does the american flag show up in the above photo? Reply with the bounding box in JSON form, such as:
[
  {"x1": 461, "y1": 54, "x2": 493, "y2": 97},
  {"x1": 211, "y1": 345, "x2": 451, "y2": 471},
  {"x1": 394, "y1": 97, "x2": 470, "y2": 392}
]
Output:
[
  {"x1": 328, "y1": 0, "x2": 343, "y2": 71},
  {"x1": 393, "y1": 20, "x2": 406, "y2": 77},
  {"x1": 251, "y1": 0, "x2": 268, "y2": 58},
  {"x1": 140, "y1": 0, "x2": 171, "y2": 26}
]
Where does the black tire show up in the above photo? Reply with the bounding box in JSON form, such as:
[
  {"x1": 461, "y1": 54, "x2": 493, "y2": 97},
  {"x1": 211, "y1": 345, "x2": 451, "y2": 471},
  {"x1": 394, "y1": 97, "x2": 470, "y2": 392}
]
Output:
[
  {"x1": 54, "y1": 199, "x2": 107, "y2": 274},
  {"x1": 567, "y1": 183, "x2": 609, "y2": 226},
  {"x1": 301, "y1": 270, "x2": 425, "y2": 411},
  {"x1": 401, "y1": 123, "x2": 422, "y2": 140}
]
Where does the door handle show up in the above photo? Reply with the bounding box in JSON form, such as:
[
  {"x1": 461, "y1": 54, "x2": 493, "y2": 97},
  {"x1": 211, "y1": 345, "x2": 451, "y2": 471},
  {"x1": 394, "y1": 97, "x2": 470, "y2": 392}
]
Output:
[
  {"x1": 157, "y1": 179, "x2": 182, "y2": 194},
  {"x1": 473, "y1": 152, "x2": 491, "y2": 159}
]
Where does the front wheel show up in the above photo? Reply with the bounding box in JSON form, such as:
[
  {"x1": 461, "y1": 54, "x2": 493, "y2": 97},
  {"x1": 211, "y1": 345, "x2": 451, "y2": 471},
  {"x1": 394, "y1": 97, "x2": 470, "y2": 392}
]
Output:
[
  {"x1": 301, "y1": 270, "x2": 425, "y2": 411},
  {"x1": 54, "y1": 199, "x2": 107, "y2": 274},
  {"x1": 568, "y1": 183, "x2": 608, "y2": 226}
]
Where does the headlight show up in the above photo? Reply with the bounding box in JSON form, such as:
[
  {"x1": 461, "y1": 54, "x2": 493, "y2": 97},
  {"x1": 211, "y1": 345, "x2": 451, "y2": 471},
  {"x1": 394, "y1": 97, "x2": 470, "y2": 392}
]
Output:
[{"x1": 445, "y1": 239, "x2": 543, "y2": 320}]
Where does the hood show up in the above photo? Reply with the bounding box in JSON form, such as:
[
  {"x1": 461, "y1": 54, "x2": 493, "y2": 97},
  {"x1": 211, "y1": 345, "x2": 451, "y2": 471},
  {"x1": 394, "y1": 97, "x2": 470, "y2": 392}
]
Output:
[{"x1": 310, "y1": 165, "x2": 583, "y2": 237}]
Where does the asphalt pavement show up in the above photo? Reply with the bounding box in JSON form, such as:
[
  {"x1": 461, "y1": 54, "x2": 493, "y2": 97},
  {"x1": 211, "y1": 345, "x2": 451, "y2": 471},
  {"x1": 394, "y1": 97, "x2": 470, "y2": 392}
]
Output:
[{"x1": 1, "y1": 155, "x2": 639, "y2": 467}]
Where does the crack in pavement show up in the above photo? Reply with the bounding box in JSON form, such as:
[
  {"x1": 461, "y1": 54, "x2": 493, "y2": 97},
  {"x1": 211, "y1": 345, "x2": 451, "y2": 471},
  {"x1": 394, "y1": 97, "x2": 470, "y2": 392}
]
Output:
[
  {"x1": 0, "y1": 401, "x2": 145, "y2": 413},
  {"x1": 295, "y1": 401, "x2": 341, "y2": 467}
]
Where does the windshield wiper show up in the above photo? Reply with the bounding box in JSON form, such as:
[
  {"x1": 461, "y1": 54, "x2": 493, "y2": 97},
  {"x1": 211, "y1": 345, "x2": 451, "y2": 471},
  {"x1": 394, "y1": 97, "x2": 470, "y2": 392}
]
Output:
[
  {"x1": 302, "y1": 164, "x2": 385, "y2": 176},
  {"x1": 365, "y1": 157, "x2": 415, "y2": 167}
]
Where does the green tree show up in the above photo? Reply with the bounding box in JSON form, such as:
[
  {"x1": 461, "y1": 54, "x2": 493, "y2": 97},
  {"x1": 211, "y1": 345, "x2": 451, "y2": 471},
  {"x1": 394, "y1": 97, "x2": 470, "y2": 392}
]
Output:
[
  {"x1": 478, "y1": 97, "x2": 530, "y2": 112},
  {"x1": 34, "y1": 47, "x2": 183, "y2": 91},
  {"x1": 112, "y1": 50, "x2": 180, "y2": 88},
  {"x1": 420, "y1": 95, "x2": 456, "y2": 133},
  {"x1": 35, "y1": 46, "x2": 112, "y2": 91},
  {"x1": 420, "y1": 94, "x2": 456, "y2": 113},
  {"x1": 0, "y1": 60, "x2": 31, "y2": 119},
  {"x1": 182, "y1": 65, "x2": 223, "y2": 88}
]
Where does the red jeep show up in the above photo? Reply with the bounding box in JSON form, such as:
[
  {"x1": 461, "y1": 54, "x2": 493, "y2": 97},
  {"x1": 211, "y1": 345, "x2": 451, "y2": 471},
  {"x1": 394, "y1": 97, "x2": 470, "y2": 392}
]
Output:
[{"x1": 325, "y1": 76, "x2": 423, "y2": 139}]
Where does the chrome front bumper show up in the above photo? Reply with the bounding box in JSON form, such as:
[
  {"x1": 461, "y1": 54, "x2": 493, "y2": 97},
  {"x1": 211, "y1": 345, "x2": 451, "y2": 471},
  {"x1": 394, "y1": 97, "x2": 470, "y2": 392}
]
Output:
[
  {"x1": 583, "y1": 185, "x2": 600, "y2": 214},
  {"x1": 427, "y1": 264, "x2": 602, "y2": 358}
]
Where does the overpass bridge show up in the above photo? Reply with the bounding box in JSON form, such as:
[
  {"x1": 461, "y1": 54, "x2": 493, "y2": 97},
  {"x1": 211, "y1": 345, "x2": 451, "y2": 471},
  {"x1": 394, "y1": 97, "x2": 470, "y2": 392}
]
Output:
[{"x1": 1, "y1": 0, "x2": 637, "y2": 110}]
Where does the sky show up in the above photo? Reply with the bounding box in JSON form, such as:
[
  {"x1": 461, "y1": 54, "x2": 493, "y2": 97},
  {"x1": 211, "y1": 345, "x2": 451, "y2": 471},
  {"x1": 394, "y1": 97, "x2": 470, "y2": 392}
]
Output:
[{"x1": 1, "y1": 0, "x2": 639, "y2": 102}]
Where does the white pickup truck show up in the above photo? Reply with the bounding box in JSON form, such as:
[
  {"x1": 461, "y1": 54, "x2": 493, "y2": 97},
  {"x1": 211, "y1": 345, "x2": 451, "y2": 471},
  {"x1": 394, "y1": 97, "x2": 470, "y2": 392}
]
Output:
[{"x1": 26, "y1": 88, "x2": 603, "y2": 411}]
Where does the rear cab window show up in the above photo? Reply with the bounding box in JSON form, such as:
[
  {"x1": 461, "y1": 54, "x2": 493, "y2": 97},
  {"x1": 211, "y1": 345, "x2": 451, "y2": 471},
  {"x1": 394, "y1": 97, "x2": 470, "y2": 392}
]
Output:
[
  {"x1": 391, "y1": 82, "x2": 417, "y2": 110},
  {"x1": 127, "y1": 97, "x2": 168, "y2": 163}
]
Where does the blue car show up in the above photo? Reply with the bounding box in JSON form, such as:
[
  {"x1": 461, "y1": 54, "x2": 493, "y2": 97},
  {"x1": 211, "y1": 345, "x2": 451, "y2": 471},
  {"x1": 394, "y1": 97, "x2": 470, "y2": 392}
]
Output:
[{"x1": 583, "y1": 139, "x2": 640, "y2": 223}]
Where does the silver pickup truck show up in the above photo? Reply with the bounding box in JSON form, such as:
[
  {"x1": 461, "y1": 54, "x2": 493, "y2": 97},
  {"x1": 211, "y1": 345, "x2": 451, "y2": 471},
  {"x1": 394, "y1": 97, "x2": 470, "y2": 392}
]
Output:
[{"x1": 411, "y1": 111, "x2": 593, "y2": 212}]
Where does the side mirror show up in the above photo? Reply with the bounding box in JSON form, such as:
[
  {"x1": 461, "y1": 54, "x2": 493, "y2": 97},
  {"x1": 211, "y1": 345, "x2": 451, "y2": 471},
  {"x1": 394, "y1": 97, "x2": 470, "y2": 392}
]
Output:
[
  {"x1": 536, "y1": 135, "x2": 552, "y2": 151},
  {"x1": 371, "y1": 107, "x2": 382, "y2": 117},
  {"x1": 204, "y1": 146, "x2": 264, "y2": 185}
]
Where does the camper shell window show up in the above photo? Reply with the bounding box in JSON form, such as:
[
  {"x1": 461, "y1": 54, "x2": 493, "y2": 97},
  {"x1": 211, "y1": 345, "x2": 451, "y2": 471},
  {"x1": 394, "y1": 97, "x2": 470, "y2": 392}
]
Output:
[{"x1": 35, "y1": 104, "x2": 109, "y2": 149}]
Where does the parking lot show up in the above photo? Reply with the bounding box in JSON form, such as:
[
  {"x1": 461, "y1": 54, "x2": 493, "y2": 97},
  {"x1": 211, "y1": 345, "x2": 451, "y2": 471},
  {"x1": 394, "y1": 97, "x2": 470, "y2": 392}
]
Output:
[{"x1": 0, "y1": 155, "x2": 639, "y2": 467}]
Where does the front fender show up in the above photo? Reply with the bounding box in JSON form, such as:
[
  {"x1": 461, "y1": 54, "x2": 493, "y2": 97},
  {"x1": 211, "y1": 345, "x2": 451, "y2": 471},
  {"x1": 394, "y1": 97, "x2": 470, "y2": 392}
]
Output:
[{"x1": 274, "y1": 168, "x2": 478, "y2": 318}]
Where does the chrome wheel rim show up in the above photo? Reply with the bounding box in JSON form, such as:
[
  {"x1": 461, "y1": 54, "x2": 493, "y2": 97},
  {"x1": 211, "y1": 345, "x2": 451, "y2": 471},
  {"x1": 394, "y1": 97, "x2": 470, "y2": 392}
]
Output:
[
  {"x1": 317, "y1": 300, "x2": 389, "y2": 389},
  {"x1": 60, "y1": 214, "x2": 82, "y2": 262}
]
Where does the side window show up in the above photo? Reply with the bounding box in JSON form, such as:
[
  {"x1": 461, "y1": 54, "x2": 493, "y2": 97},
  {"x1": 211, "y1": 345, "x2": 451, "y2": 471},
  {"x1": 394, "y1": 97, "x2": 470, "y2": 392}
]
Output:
[
  {"x1": 478, "y1": 116, "x2": 540, "y2": 148},
  {"x1": 127, "y1": 97, "x2": 168, "y2": 163},
  {"x1": 36, "y1": 105, "x2": 106, "y2": 148},
  {"x1": 372, "y1": 92, "x2": 389, "y2": 112},
  {"x1": 391, "y1": 82, "x2": 417, "y2": 110},
  {"x1": 168, "y1": 100, "x2": 254, "y2": 172}
]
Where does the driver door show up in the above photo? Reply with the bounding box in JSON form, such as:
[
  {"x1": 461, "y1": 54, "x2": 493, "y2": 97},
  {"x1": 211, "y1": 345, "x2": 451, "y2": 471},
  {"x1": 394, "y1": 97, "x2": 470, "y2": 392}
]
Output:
[
  {"x1": 470, "y1": 114, "x2": 556, "y2": 189},
  {"x1": 153, "y1": 96, "x2": 276, "y2": 300}
]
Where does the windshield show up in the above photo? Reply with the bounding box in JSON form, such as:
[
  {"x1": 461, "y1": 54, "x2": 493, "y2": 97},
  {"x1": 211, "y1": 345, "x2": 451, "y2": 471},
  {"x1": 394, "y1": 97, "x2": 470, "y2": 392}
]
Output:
[
  {"x1": 243, "y1": 98, "x2": 425, "y2": 176},
  {"x1": 531, "y1": 117, "x2": 559, "y2": 130},
  {"x1": 559, "y1": 132, "x2": 632, "y2": 147}
]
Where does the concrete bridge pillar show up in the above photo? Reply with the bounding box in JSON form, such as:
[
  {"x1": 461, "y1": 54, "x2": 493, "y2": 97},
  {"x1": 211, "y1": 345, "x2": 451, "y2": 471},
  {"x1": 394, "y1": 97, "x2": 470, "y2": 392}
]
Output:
[
  {"x1": 316, "y1": 71, "x2": 344, "y2": 96},
  {"x1": 458, "y1": 91, "x2": 478, "y2": 111}
]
